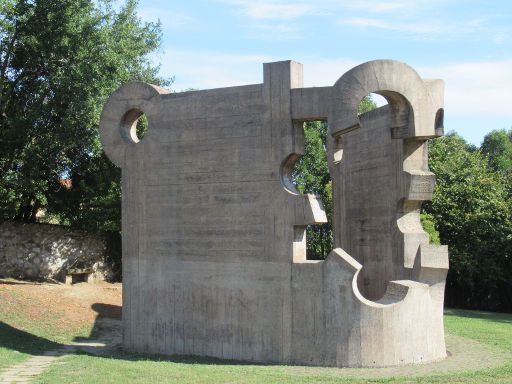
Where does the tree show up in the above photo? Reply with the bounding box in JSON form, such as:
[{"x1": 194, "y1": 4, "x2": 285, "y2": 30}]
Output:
[
  {"x1": 293, "y1": 120, "x2": 333, "y2": 259},
  {"x1": 420, "y1": 213, "x2": 440, "y2": 245},
  {"x1": 481, "y1": 129, "x2": 512, "y2": 174},
  {"x1": 424, "y1": 133, "x2": 512, "y2": 311},
  {"x1": 0, "y1": 0, "x2": 168, "y2": 228},
  {"x1": 293, "y1": 96, "x2": 377, "y2": 259},
  {"x1": 481, "y1": 129, "x2": 512, "y2": 203}
]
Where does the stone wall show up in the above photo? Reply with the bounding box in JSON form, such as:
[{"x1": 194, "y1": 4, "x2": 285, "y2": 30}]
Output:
[{"x1": 0, "y1": 221, "x2": 110, "y2": 282}]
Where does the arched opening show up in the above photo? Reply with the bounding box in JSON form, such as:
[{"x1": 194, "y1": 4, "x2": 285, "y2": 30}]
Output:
[
  {"x1": 358, "y1": 93, "x2": 386, "y2": 116},
  {"x1": 435, "y1": 108, "x2": 444, "y2": 136}
]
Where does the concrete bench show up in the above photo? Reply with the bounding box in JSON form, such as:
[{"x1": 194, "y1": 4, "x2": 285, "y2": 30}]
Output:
[{"x1": 65, "y1": 268, "x2": 93, "y2": 285}]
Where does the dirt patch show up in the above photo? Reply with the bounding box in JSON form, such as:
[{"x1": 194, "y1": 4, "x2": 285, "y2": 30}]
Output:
[{"x1": 0, "y1": 278, "x2": 121, "y2": 338}]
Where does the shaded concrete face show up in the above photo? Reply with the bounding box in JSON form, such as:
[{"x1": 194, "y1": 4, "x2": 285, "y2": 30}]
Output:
[{"x1": 100, "y1": 60, "x2": 448, "y2": 367}]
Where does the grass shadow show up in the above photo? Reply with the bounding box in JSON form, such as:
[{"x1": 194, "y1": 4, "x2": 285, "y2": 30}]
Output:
[
  {"x1": 0, "y1": 322, "x2": 62, "y2": 356},
  {"x1": 73, "y1": 303, "x2": 121, "y2": 344},
  {"x1": 91, "y1": 303, "x2": 122, "y2": 319}
]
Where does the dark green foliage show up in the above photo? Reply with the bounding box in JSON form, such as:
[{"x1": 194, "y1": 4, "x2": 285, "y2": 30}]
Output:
[
  {"x1": 357, "y1": 94, "x2": 379, "y2": 115},
  {"x1": 481, "y1": 129, "x2": 512, "y2": 174},
  {"x1": 292, "y1": 121, "x2": 332, "y2": 259},
  {"x1": 0, "y1": 0, "x2": 168, "y2": 279},
  {"x1": 104, "y1": 230, "x2": 122, "y2": 281},
  {"x1": 481, "y1": 129, "x2": 512, "y2": 201},
  {"x1": 424, "y1": 133, "x2": 512, "y2": 311},
  {"x1": 135, "y1": 114, "x2": 149, "y2": 141},
  {"x1": 420, "y1": 213, "x2": 441, "y2": 245},
  {"x1": 48, "y1": 153, "x2": 121, "y2": 232}
]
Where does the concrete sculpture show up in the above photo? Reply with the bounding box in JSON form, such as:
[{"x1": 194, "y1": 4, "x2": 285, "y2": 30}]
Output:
[{"x1": 100, "y1": 60, "x2": 449, "y2": 367}]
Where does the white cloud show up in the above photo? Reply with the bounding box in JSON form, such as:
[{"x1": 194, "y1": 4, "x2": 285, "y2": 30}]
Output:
[
  {"x1": 248, "y1": 22, "x2": 302, "y2": 40},
  {"x1": 137, "y1": 8, "x2": 195, "y2": 29},
  {"x1": 234, "y1": 2, "x2": 313, "y2": 20},
  {"x1": 221, "y1": 0, "x2": 414, "y2": 20},
  {"x1": 418, "y1": 60, "x2": 512, "y2": 118},
  {"x1": 157, "y1": 50, "x2": 276, "y2": 91},
  {"x1": 338, "y1": 0, "x2": 445, "y2": 14},
  {"x1": 216, "y1": 1, "x2": 311, "y2": 38},
  {"x1": 300, "y1": 58, "x2": 360, "y2": 87},
  {"x1": 339, "y1": 16, "x2": 493, "y2": 38},
  {"x1": 340, "y1": 17, "x2": 450, "y2": 34},
  {"x1": 158, "y1": 51, "x2": 360, "y2": 90},
  {"x1": 342, "y1": 18, "x2": 393, "y2": 29},
  {"x1": 217, "y1": 0, "x2": 508, "y2": 44}
]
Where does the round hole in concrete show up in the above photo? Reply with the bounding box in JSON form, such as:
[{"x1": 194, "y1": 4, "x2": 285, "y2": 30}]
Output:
[{"x1": 121, "y1": 109, "x2": 148, "y2": 143}]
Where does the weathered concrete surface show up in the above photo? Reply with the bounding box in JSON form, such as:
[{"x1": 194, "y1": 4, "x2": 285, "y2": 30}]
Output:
[{"x1": 100, "y1": 60, "x2": 448, "y2": 367}]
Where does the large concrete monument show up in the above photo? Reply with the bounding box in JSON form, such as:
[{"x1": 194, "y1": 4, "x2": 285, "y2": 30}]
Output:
[{"x1": 100, "y1": 60, "x2": 449, "y2": 367}]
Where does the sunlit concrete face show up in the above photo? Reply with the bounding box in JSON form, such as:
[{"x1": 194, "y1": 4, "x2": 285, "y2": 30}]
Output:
[{"x1": 100, "y1": 60, "x2": 448, "y2": 367}]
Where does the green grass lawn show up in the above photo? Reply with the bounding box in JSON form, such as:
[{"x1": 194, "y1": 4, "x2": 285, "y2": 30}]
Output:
[
  {"x1": 0, "y1": 322, "x2": 61, "y2": 370},
  {"x1": 444, "y1": 309, "x2": 512, "y2": 351},
  {"x1": 1, "y1": 281, "x2": 511, "y2": 383},
  {"x1": 29, "y1": 310, "x2": 512, "y2": 383},
  {"x1": 0, "y1": 280, "x2": 95, "y2": 369}
]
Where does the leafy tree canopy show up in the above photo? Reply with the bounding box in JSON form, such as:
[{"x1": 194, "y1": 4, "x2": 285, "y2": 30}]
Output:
[
  {"x1": 424, "y1": 133, "x2": 512, "y2": 311},
  {"x1": 0, "y1": 0, "x2": 168, "y2": 230},
  {"x1": 481, "y1": 129, "x2": 512, "y2": 173}
]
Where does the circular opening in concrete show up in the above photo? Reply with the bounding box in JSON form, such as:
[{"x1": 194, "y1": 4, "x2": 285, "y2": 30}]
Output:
[{"x1": 121, "y1": 109, "x2": 148, "y2": 143}]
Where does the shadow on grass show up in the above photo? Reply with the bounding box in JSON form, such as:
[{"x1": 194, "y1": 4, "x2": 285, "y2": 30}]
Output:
[
  {"x1": 0, "y1": 300, "x2": 120, "y2": 359},
  {"x1": 0, "y1": 322, "x2": 62, "y2": 355},
  {"x1": 0, "y1": 301, "x2": 270, "y2": 367},
  {"x1": 445, "y1": 309, "x2": 512, "y2": 324},
  {"x1": 91, "y1": 303, "x2": 122, "y2": 319}
]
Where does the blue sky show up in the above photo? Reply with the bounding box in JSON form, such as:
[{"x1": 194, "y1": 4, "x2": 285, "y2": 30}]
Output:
[{"x1": 135, "y1": 0, "x2": 512, "y2": 146}]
